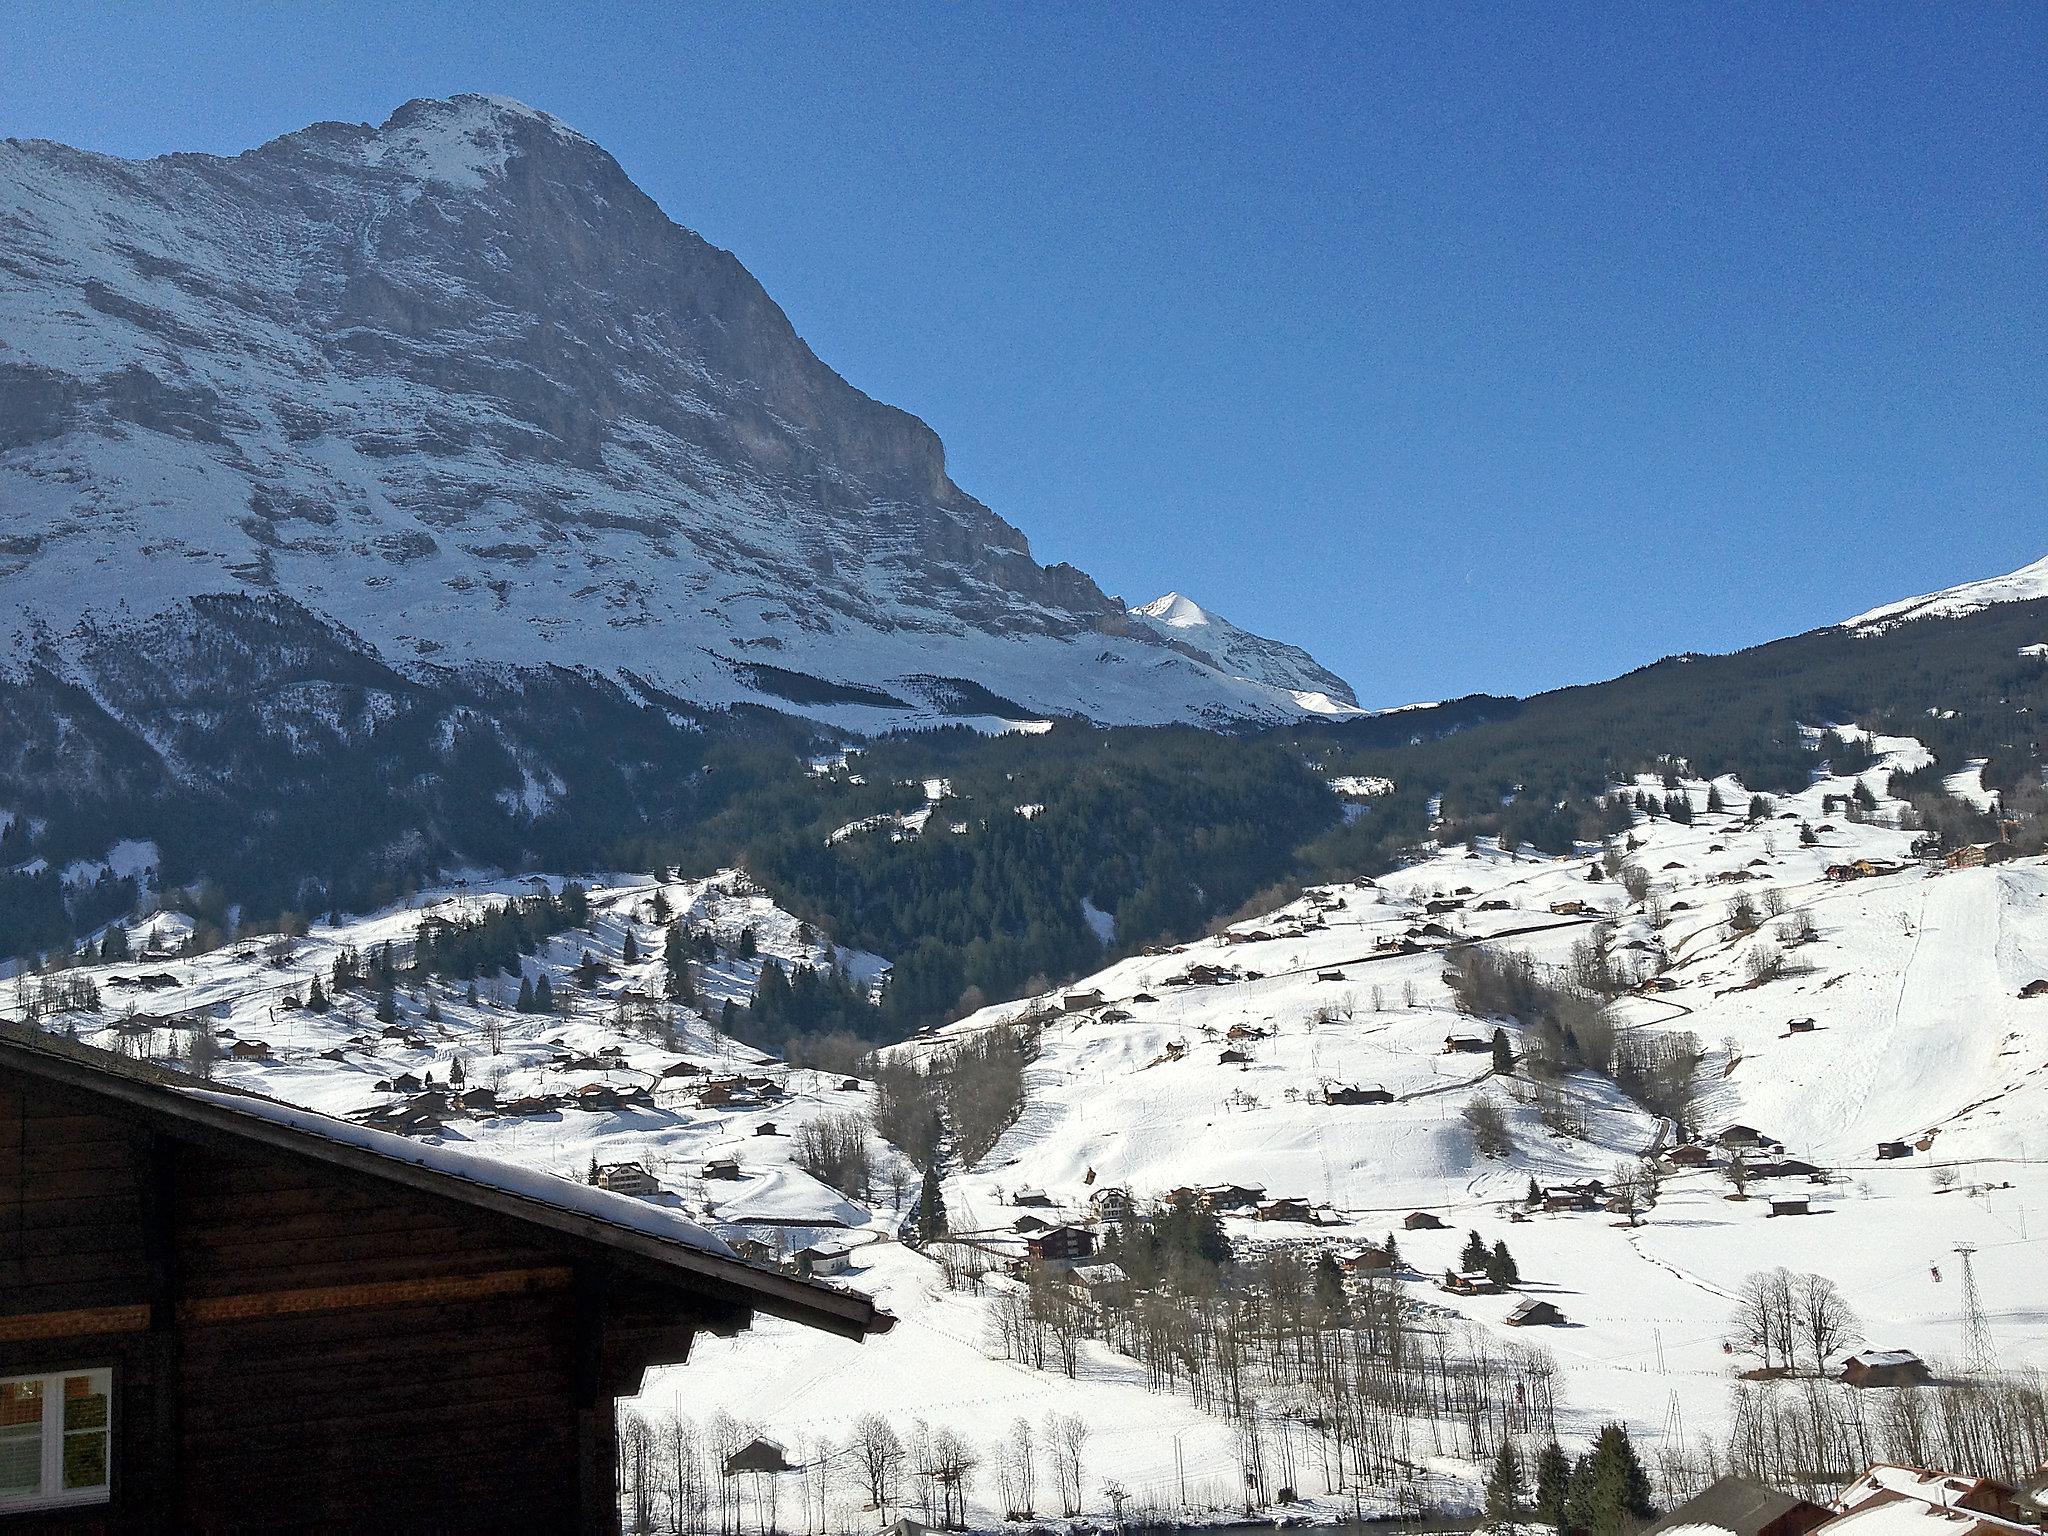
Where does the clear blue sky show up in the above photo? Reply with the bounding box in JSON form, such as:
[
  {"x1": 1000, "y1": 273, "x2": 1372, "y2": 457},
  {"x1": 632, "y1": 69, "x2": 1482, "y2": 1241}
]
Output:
[{"x1": 6, "y1": 4, "x2": 2043, "y2": 706}]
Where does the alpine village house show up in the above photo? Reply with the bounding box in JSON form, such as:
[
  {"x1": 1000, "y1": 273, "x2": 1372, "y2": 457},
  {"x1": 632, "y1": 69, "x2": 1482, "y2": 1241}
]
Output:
[{"x1": 0, "y1": 1026, "x2": 888, "y2": 1531}]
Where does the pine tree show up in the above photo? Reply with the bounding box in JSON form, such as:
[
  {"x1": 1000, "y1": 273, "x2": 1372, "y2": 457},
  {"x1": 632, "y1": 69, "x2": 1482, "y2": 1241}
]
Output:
[
  {"x1": 1491, "y1": 1026, "x2": 1515, "y2": 1076},
  {"x1": 1461, "y1": 1230, "x2": 1490, "y2": 1272},
  {"x1": 450, "y1": 1056, "x2": 464, "y2": 1085},
  {"x1": 1484, "y1": 1440, "x2": 1523, "y2": 1526},
  {"x1": 664, "y1": 924, "x2": 693, "y2": 1001},
  {"x1": 466, "y1": 980, "x2": 479, "y2": 1007},
  {"x1": 1533, "y1": 1441, "x2": 1571, "y2": 1529},
  {"x1": 534, "y1": 973, "x2": 553, "y2": 1014},
  {"x1": 1577, "y1": 1423, "x2": 1655, "y2": 1535},
  {"x1": 622, "y1": 926, "x2": 640, "y2": 965},
  {"x1": 1313, "y1": 1253, "x2": 1348, "y2": 1318},
  {"x1": 1706, "y1": 782, "x2": 1727, "y2": 814},
  {"x1": 375, "y1": 980, "x2": 397, "y2": 1025},
  {"x1": 516, "y1": 975, "x2": 534, "y2": 1013},
  {"x1": 737, "y1": 927, "x2": 758, "y2": 961},
  {"x1": 1525, "y1": 1177, "x2": 1543, "y2": 1207},
  {"x1": 305, "y1": 977, "x2": 329, "y2": 1014},
  {"x1": 916, "y1": 1165, "x2": 948, "y2": 1243},
  {"x1": 1486, "y1": 1240, "x2": 1520, "y2": 1287},
  {"x1": 425, "y1": 998, "x2": 442, "y2": 1023}
]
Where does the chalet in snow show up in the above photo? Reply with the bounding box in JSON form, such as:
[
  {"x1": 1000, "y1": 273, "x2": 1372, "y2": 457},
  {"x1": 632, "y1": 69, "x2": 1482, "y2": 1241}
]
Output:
[{"x1": 0, "y1": 1026, "x2": 886, "y2": 1530}]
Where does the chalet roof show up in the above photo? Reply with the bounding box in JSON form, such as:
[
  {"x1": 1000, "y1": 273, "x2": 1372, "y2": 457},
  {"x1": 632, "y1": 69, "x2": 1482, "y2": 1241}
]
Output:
[
  {"x1": 0, "y1": 1024, "x2": 885, "y2": 1342},
  {"x1": 1645, "y1": 1476, "x2": 1826, "y2": 1536}
]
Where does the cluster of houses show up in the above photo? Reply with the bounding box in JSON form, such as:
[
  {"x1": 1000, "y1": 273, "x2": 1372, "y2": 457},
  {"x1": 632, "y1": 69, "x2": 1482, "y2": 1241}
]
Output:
[{"x1": 1645, "y1": 1461, "x2": 2034, "y2": 1536}]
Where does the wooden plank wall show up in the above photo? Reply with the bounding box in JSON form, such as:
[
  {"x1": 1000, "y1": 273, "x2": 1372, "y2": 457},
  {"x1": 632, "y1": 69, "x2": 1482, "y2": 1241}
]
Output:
[{"x1": 1, "y1": 1070, "x2": 599, "y2": 1532}]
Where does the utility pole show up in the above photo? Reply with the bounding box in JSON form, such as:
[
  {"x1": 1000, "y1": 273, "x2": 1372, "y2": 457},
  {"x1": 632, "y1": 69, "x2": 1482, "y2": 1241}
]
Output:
[{"x1": 1954, "y1": 1243, "x2": 1995, "y2": 1378}]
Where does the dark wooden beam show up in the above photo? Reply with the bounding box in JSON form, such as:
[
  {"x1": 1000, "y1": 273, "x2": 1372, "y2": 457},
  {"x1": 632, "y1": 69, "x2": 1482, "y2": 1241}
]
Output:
[
  {"x1": 573, "y1": 1264, "x2": 618, "y2": 1536},
  {"x1": 141, "y1": 1130, "x2": 180, "y2": 1533}
]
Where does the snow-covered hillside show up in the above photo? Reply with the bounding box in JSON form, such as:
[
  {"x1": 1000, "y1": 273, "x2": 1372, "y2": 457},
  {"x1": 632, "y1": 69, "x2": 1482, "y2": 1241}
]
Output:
[
  {"x1": 18, "y1": 735, "x2": 2048, "y2": 1528},
  {"x1": 1133, "y1": 592, "x2": 1361, "y2": 711},
  {"x1": 0, "y1": 95, "x2": 1358, "y2": 730},
  {"x1": 1844, "y1": 553, "x2": 2048, "y2": 633}
]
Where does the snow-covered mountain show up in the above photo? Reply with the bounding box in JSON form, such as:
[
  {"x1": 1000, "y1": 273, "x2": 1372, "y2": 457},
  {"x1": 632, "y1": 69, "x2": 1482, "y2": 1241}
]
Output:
[
  {"x1": 1131, "y1": 591, "x2": 1358, "y2": 709},
  {"x1": 1843, "y1": 552, "x2": 2048, "y2": 632},
  {"x1": 0, "y1": 94, "x2": 1357, "y2": 729}
]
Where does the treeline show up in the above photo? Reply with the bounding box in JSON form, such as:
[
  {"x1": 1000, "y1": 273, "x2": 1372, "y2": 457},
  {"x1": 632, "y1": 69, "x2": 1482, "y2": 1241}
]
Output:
[
  {"x1": 409, "y1": 885, "x2": 592, "y2": 980},
  {"x1": 697, "y1": 727, "x2": 1339, "y2": 1031}
]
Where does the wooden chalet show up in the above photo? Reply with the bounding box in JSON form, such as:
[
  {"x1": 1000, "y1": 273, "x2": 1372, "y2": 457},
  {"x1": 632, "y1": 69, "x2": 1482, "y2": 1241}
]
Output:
[
  {"x1": 1664, "y1": 1143, "x2": 1713, "y2": 1167},
  {"x1": 1254, "y1": 1198, "x2": 1316, "y2": 1224},
  {"x1": 1324, "y1": 1084, "x2": 1394, "y2": 1106},
  {"x1": 1876, "y1": 1141, "x2": 1914, "y2": 1160},
  {"x1": 1024, "y1": 1225, "x2": 1098, "y2": 1264},
  {"x1": 1087, "y1": 1186, "x2": 1134, "y2": 1223},
  {"x1": 721, "y1": 1436, "x2": 795, "y2": 1476},
  {"x1": 1948, "y1": 843, "x2": 2016, "y2": 871},
  {"x1": 1838, "y1": 1350, "x2": 1932, "y2": 1389},
  {"x1": 0, "y1": 1025, "x2": 884, "y2": 1531},
  {"x1": 1767, "y1": 1195, "x2": 1813, "y2": 1217},
  {"x1": 1403, "y1": 1211, "x2": 1447, "y2": 1230},
  {"x1": 595, "y1": 1162, "x2": 660, "y2": 1198},
  {"x1": 1504, "y1": 1298, "x2": 1564, "y2": 1327},
  {"x1": 1643, "y1": 1475, "x2": 1831, "y2": 1536},
  {"x1": 1198, "y1": 1183, "x2": 1265, "y2": 1213},
  {"x1": 1443, "y1": 1035, "x2": 1491, "y2": 1055}
]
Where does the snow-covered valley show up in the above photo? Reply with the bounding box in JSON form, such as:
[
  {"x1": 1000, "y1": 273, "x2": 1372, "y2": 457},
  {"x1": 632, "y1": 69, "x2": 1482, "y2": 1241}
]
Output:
[{"x1": 17, "y1": 732, "x2": 2048, "y2": 1529}]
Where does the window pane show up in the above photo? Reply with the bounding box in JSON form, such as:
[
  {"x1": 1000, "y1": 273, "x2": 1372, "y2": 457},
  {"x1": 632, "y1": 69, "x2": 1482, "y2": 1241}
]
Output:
[
  {"x1": 0, "y1": 1426, "x2": 37, "y2": 1496},
  {"x1": 62, "y1": 1429, "x2": 109, "y2": 1492},
  {"x1": 61, "y1": 1377, "x2": 108, "y2": 1434},
  {"x1": 0, "y1": 1379, "x2": 40, "y2": 1429}
]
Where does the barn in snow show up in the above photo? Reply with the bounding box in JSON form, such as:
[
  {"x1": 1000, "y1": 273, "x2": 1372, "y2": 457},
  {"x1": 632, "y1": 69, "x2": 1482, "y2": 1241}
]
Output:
[{"x1": 0, "y1": 1026, "x2": 885, "y2": 1531}]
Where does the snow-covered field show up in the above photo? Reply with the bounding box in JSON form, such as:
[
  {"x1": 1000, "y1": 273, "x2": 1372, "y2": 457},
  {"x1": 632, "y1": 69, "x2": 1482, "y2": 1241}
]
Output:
[{"x1": 17, "y1": 733, "x2": 2048, "y2": 1528}]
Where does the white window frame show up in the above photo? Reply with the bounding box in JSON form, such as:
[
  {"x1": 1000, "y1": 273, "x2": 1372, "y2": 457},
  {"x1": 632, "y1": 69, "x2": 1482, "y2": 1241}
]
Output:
[{"x1": 0, "y1": 1367, "x2": 113, "y2": 1511}]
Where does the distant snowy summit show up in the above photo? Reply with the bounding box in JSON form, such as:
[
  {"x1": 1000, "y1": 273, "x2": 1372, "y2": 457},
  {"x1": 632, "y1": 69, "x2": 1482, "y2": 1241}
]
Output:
[
  {"x1": 1843, "y1": 553, "x2": 2048, "y2": 633},
  {"x1": 1132, "y1": 593, "x2": 1359, "y2": 710},
  {"x1": 0, "y1": 94, "x2": 1359, "y2": 730}
]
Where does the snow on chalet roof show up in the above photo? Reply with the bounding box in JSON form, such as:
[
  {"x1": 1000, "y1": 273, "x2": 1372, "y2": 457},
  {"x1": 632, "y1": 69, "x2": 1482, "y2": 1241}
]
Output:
[
  {"x1": 1824, "y1": 1499, "x2": 2028, "y2": 1536},
  {"x1": 1843, "y1": 1349, "x2": 1924, "y2": 1370},
  {"x1": 1840, "y1": 1466, "x2": 2014, "y2": 1513},
  {"x1": 709, "y1": 1166, "x2": 867, "y2": 1229},
  {"x1": 175, "y1": 1087, "x2": 734, "y2": 1259}
]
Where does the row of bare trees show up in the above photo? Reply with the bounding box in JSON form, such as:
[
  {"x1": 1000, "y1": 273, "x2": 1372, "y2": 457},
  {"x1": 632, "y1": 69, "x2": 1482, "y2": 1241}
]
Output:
[
  {"x1": 1654, "y1": 1372, "x2": 2048, "y2": 1507},
  {"x1": 979, "y1": 1245, "x2": 1560, "y2": 1521}
]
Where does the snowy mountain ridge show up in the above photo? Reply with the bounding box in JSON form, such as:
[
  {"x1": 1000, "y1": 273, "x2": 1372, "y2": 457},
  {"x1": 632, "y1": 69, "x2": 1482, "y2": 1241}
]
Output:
[
  {"x1": 0, "y1": 94, "x2": 1359, "y2": 730},
  {"x1": 1842, "y1": 552, "x2": 2048, "y2": 633}
]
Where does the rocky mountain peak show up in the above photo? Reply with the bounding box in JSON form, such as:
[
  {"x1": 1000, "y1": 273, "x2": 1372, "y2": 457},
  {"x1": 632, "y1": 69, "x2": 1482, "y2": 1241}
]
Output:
[{"x1": 0, "y1": 96, "x2": 1357, "y2": 727}]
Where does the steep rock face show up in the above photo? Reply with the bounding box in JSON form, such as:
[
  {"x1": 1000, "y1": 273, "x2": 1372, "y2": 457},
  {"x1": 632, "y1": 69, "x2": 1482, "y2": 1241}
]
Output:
[
  {"x1": 1133, "y1": 593, "x2": 1359, "y2": 708},
  {"x1": 0, "y1": 95, "x2": 1358, "y2": 727}
]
